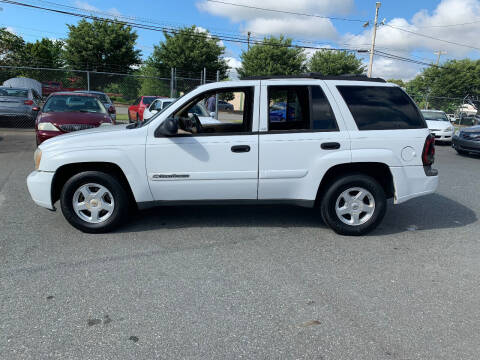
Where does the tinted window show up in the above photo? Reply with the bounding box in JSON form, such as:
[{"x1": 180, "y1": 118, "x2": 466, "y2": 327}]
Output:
[
  {"x1": 337, "y1": 86, "x2": 425, "y2": 130},
  {"x1": 268, "y1": 86, "x2": 309, "y2": 131},
  {"x1": 0, "y1": 88, "x2": 28, "y2": 97},
  {"x1": 311, "y1": 86, "x2": 338, "y2": 131},
  {"x1": 268, "y1": 86, "x2": 337, "y2": 131},
  {"x1": 142, "y1": 96, "x2": 156, "y2": 105}
]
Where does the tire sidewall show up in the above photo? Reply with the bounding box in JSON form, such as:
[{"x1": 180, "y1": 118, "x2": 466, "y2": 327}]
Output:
[
  {"x1": 60, "y1": 171, "x2": 128, "y2": 233},
  {"x1": 321, "y1": 174, "x2": 386, "y2": 236}
]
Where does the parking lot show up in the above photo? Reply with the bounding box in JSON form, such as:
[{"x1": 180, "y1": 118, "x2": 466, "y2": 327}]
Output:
[{"x1": 1, "y1": 128, "x2": 479, "y2": 359}]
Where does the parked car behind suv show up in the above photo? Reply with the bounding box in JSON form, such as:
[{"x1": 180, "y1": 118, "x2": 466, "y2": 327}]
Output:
[
  {"x1": 35, "y1": 92, "x2": 113, "y2": 144},
  {"x1": 143, "y1": 97, "x2": 175, "y2": 121},
  {"x1": 27, "y1": 74, "x2": 438, "y2": 236},
  {"x1": 452, "y1": 125, "x2": 480, "y2": 155},
  {"x1": 0, "y1": 87, "x2": 42, "y2": 127},
  {"x1": 75, "y1": 90, "x2": 116, "y2": 121},
  {"x1": 128, "y1": 96, "x2": 160, "y2": 122},
  {"x1": 421, "y1": 109, "x2": 454, "y2": 143}
]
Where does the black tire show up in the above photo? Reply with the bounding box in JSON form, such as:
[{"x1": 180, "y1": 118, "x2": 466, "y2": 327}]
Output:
[
  {"x1": 320, "y1": 174, "x2": 386, "y2": 236},
  {"x1": 60, "y1": 171, "x2": 129, "y2": 233},
  {"x1": 128, "y1": 112, "x2": 132, "y2": 123},
  {"x1": 456, "y1": 149, "x2": 468, "y2": 155},
  {"x1": 136, "y1": 113, "x2": 140, "y2": 122}
]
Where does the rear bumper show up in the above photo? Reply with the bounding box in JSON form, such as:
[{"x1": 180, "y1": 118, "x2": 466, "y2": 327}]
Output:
[
  {"x1": 452, "y1": 136, "x2": 480, "y2": 154},
  {"x1": 390, "y1": 165, "x2": 439, "y2": 204},
  {"x1": 27, "y1": 170, "x2": 55, "y2": 210}
]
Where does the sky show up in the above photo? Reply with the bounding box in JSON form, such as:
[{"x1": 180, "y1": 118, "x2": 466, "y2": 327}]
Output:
[{"x1": 2, "y1": 0, "x2": 480, "y2": 80}]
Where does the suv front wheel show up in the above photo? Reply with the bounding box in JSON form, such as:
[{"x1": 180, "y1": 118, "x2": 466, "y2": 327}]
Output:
[
  {"x1": 60, "y1": 171, "x2": 129, "y2": 233},
  {"x1": 320, "y1": 174, "x2": 386, "y2": 236}
]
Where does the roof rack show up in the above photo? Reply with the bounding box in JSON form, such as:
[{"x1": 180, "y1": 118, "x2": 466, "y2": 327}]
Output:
[{"x1": 242, "y1": 73, "x2": 386, "y2": 83}]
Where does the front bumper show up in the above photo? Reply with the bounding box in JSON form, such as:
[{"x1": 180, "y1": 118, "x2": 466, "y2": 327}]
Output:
[
  {"x1": 36, "y1": 130, "x2": 64, "y2": 145},
  {"x1": 27, "y1": 170, "x2": 55, "y2": 210},
  {"x1": 431, "y1": 130, "x2": 453, "y2": 142},
  {"x1": 452, "y1": 136, "x2": 480, "y2": 154}
]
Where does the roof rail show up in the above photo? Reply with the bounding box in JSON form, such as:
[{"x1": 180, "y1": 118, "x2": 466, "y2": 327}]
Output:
[{"x1": 242, "y1": 73, "x2": 386, "y2": 82}]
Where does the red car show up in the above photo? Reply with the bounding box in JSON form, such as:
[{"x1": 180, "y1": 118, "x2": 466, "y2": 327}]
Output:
[
  {"x1": 128, "y1": 96, "x2": 160, "y2": 122},
  {"x1": 35, "y1": 92, "x2": 114, "y2": 145}
]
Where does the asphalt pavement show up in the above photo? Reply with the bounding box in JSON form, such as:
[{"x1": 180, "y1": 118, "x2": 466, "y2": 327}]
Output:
[{"x1": 1, "y1": 129, "x2": 479, "y2": 359}]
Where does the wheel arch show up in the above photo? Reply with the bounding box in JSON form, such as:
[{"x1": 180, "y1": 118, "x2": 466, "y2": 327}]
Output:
[
  {"x1": 51, "y1": 162, "x2": 137, "y2": 208},
  {"x1": 315, "y1": 162, "x2": 395, "y2": 205}
]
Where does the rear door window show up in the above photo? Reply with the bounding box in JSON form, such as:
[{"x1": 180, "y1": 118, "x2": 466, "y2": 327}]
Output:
[
  {"x1": 267, "y1": 85, "x2": 338, "y2": 131},
  {"x1": 337, "y1": 86, "x2": 425, "y2": 130}
]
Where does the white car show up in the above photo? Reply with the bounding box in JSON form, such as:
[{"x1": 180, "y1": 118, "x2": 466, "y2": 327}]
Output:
[
  {"x1": 421, "y1": 109, "x2": 454, "y2": 143},
  {"x1": 27, "y1": 75, "x2": 438, "y2": 236},
  {"x1": 142, "y1": 98, "x2": 175, "y2": 120}
]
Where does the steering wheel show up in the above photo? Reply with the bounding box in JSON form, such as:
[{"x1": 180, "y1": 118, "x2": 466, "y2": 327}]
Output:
[{"x1": 191, "y1": 114, "x2": 203, "y2": 133}]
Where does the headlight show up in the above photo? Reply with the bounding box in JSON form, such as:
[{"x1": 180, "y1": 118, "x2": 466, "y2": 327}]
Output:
[
  {"x1": 34, "y1": 148, "x2": 42, "y2": 170},
  {"x1": 446, "y1": 126, "x2": 453, "y2": 132},
  {"x1": 100, "y1": 122, "x2": 113, "y2": 126},
  {"x1": 38, "y1": 122, "x2": 60, "y2": 131},
  {"x1": 455, "y1": 129, "x2": 461, "y2": 136}
]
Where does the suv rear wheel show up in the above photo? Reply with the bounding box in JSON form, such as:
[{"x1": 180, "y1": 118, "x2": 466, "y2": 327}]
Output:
[
  {"x1": 60, "y1": 171, "x2": 129, "y2": 233},
  {"x1": 320, "y1": 174, "x2": 386, "y2": 236}
]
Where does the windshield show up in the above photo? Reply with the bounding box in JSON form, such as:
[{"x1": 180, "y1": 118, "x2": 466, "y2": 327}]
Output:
[
  {"x1": 143, "y1": 96, "x2": 157, "y2": 105},
  {"x1": 0, "y1": 88, "x2": 28, "y2": 97},
  {"x1": 422, "y1": 111, "x2": 448, "y2": 121},
  {"x1": 43, "y1": 95, "x2": 106, "y2": 113},
  {"x1": 75, "y1": 92, "x2": 110, "y2": 103}
]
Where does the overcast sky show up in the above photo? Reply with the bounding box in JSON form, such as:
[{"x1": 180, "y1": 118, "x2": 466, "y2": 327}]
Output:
[{"x1": 2, "y1": 0, "x2": 480, "y2": 80}]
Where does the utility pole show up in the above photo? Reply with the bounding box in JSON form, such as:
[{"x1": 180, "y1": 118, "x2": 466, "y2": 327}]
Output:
[
  {"x1": 247, "y1": 31, "x2": 251, "y2": 50},
  {"x1": 434, "y1": 50, "x2": 447, "y2": 66},
  {"x1": 367, "y1": 2, "x2": 381, "y2": 78}
]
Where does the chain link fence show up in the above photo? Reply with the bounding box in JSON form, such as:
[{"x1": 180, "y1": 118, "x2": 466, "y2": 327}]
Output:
[{"x1": 0, "y1": 65, "x2": 208, "y2": 128}]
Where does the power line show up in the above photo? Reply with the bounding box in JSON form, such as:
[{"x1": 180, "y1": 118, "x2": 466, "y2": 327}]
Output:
[
  {"x1": 205, "y1": 0, "x2": 369, "y2": 22},
  {"x1": 384, "y1": 24, "x2": 480, "y2": 51}
]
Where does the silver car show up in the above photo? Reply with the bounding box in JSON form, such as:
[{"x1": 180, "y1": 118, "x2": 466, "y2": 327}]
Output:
[{"x1": 0, "y1": 87, "x2": 42, "y2": 126}]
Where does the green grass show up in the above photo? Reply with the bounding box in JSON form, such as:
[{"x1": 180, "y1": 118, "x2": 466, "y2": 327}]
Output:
[{"x1": 115, "y1": 113, "x2": 129, "y2": 123}]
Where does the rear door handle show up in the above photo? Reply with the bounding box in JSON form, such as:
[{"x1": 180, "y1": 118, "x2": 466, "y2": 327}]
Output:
[
  {"x1": 231, "y1": 145, "x2": 251, "y2": 153},
  {"x1": 321, "y1": 142, "x2": 340, "y2": 150}
]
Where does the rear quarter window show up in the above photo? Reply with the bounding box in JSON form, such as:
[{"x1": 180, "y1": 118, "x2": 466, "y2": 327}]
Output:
[{"x1": 337, "y1": 86, "x2": 426, "y2": 130}]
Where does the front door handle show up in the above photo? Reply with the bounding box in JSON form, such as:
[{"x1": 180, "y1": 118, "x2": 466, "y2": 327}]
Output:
[
  {"x1": 321, "y1": 142, "x2": 341, "y2": 150},
  {"x1": 231, "y1": 145, "x2": 251, "y2": 153}
]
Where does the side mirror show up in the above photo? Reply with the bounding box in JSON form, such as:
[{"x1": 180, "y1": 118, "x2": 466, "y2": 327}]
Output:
[
  {"x1": 32, "y1": 106, "x2": 40, "y2": 112},
  {"x1": 107, "y1": 106, "x2": 115, "y2": 114},
  {"x1": 210, "y1": 112, "x2": 216, "y2": 118},
  {"x1": 155, "y1": 117, "x2": 178, "y2": 137}
]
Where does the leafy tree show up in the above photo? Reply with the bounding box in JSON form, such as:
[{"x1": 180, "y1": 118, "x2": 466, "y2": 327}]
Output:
[
  {"x1": 387, "y1": 79, "x2": 406, "y2": 88},
  {"x1": 64, "y1": 19, "x2": 141, "y2": 73},
  {"x1": 238, "y1": 36, "x2": 306, "y2": 78},
  {"x1": 148, "y1": 26, "x2": 229, "y2": 82},
  {"x1": 308, "y1": 50, "x2": 365, "y2": 75},
  {"x1": 406, "y1": 59, "x2": 480, "y2": 112},
  {"x1": 0, "y1": 27, "x2": 25, "y2": 65},
  {"x1": 23, "y1": 38, "x2": 64, "y2": 68},
  {"x1": 138, "y1": 62, "x2": 170, "y2": 97}
]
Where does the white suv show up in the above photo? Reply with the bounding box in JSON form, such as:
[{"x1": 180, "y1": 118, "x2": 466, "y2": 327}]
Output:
[{"x1": 27, "y1": 74, "x2": 438, "y2": 236}]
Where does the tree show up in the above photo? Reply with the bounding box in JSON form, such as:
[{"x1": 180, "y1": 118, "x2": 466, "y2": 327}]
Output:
[
  {"x1": 387, "y1": 79, "x2": 406, "y2": 88},
  {"x1": 23, "y1": 38, "x2": 64, "y2": 68},
  {"x1": 0, "y1": 27, "x2": 25, "y2": 65},
  {"x1": 308, "y1": 50, "x2": 365, "y2": 75},
  {"x1": 64, "y1": 19, "x2": 141, "y2": 73},
  {"x1": 238, "y1": 36, "x2": 306, "y2": 78},
  {"x1": 138, "y1": 62, "x2": 170, "y2": 97},
  {"x1": 148, "y1": 26, "x2": 229, "y2": 83},
  {"x1": 406, "y1": 59, "x2": 480, "y2": 112}
]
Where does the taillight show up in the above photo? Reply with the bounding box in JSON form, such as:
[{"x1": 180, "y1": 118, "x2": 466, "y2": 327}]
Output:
[
  {"x1": 422, "y1": 134, "x2": 435, "y2": 166},
  {"x1": 24, "y1": 100, "x2": 34, "y2": 105}
]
